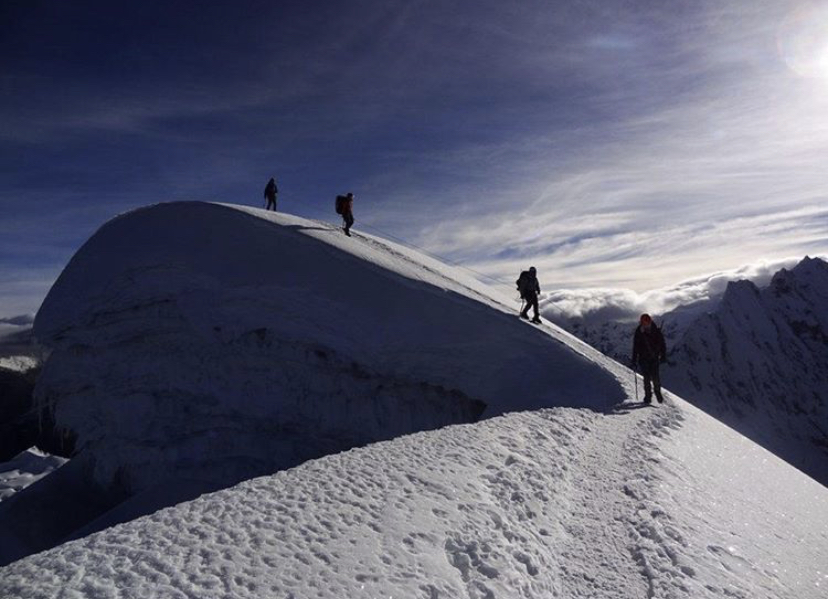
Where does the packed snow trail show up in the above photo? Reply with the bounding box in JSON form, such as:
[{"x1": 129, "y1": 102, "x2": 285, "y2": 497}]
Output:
[
  {"x1": 0, "y1": 403, "x2": 660, "y2": 598},
  {"x1": 5, "y1": 388, "x2": 826, "y2": 598}
]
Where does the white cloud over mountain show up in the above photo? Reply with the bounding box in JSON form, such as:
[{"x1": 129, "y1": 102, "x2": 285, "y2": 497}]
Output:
[{"x1": 540, "y1": 255, "x2": 821, "y2": 323}]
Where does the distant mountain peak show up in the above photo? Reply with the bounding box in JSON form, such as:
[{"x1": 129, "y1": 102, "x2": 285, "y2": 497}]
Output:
[
  {"x1": 0, "y1": 314, "x2": 34, "y2": 326},
  {"x1": 719, "y1": 278, "x2": 761, "y2": 309}
]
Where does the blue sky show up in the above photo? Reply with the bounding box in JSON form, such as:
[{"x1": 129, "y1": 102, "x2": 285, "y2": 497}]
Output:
[{"x1": 2, "y1": 0, "x2": 827, "y2": 317}]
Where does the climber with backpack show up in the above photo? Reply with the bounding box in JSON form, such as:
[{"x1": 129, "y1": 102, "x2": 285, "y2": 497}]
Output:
[
  {"x1": 335, "y1": 192, "x2": 355, "y2": 236},
  {"x1": 516, "y1": 267, "x2": 542, "y2": 324},
  {"x1": 263, "y1": 177, "x2": 278, "y2": 211},
  {"x1": 631, "y1": 313, "x2": 667, "y2": 404}
]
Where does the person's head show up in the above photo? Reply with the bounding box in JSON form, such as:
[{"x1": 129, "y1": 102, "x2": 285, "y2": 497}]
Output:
[
  {"x1": 529, "y1": 266, "x2": 536, "y2": 274},
  {"x1": 347, "y1": 192, "x2": 353, "y2": 198},
  {"x1": 639, "y1": 313, "x2": 652, "y2": 328}
]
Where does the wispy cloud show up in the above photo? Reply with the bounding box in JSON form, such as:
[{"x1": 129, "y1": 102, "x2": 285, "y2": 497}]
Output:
[
  {"x1": 385, "y1": 1, "x2": 828, "y2": 295},
  {"x1": 2, "y1": 0, "x2": 827, "y2": 317}
]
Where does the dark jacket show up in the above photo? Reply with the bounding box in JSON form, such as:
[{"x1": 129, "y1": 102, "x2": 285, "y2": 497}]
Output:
[
  {"x1": 632, "y1": 324, "x2": 666, "y2": 365},
  {"x1": 516, "y1": 271, "x2": 540, "y2": 299},
  {"x1": 264, "y1": 179, "x2": 278, "y2": 199}
]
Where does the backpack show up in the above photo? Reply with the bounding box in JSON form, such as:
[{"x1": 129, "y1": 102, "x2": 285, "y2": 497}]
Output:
[
  {"x1": 335, "y1": 195, "x2": 347, "y2": 215},
  {"x1": 516, "y1": 271, "x2": 530, "y2": 296}
]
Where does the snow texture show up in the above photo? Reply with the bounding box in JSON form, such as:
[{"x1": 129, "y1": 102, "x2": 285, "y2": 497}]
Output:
[
  {"x1": 10, "y1": 202, "x2": 624, "y2": 557},
  {"x1": 0, "y1": 356, "x2": 38, "y2": 373},
  {"x1": 2, "y1": 203, "x2": 828, "y2": 596},
  {"x1": 0, "y1": 448, "x2": 66, "y2": 502},
  {"x1": 3, "y1": 399, "x2": 827, "y2": 598},
  {"x1": 561, "y1": 257, "x2": 828, "y2": 487}
]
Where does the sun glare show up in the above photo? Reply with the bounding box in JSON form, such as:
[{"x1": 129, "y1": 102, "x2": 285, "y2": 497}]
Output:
[{"x1": 778, "y1": 3, "x2": 828, "y2": 79}]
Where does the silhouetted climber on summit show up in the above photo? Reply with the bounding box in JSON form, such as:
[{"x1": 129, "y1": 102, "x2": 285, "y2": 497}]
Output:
[
  {"x1": 335, "y1": 192, "x2": 355, "y2": 236},
  {"x1": 516, "y1": 267, "x2": 541, "y2": 323},
  {"x1": 264, "y1": 177, "x2": 278, "y2": 211},
  {"x1": 632, "y1": 313, "x2": 667, "y2": 404}
]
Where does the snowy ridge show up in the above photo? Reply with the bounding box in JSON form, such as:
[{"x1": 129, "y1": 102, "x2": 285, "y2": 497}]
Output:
[
  {"x1": 4, "y1": 202, "x2": 626, "y2": 562},
  {"x1": 2, "y1": 203, "x2": 827, "y2": 596},
  {"x1": 3, "y1": 395, "x2": 827, "y2": 598},
  {"x1": 556, "y1": 256, "x2": 828, "y2": 487},
  {"x1": 666, "y1": 257, "x2": 828, "y2": 485}
]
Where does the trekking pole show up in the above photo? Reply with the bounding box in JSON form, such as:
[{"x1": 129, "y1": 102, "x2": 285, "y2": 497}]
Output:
[{"x1": 633, "y1": 363, "x2": 638, "y2": 402}]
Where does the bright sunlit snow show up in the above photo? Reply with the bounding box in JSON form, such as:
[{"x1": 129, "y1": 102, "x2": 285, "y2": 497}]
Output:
[
  {"x1": 0, "y1": 356, "x2": 37, "y2": 373},
  {"x1": 1, "y1": 203, "x2": 826, "y2": 598},
  {"x1": 2, "y1": 400, "x2": 827, "y2": 598}
]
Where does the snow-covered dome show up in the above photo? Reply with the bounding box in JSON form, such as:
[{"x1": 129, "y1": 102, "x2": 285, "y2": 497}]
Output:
[
  {"x1": 33, "y1": 202, "x2": 623, "y2": 499},
  {"x1": 4, "y1": 204, "x2": 828, "y2": 597}
]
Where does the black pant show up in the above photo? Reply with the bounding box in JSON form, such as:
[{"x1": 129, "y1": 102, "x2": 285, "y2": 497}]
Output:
[
  {"x1": 521, "y1": 293, "x2": 539, "y2": 320},
  {"x1": 343, "y1": 211, "x2": 354, "y2": 233},
  {"x1": 266, "y1": 196, "x2": 277, "y2": 211},
  {"x1": 638, "y1": 359, "x2": 662, "y2": 400}
]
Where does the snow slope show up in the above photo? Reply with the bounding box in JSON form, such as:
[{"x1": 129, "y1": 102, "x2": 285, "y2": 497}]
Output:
[
  {"x1": 0, "y1": 448, "x2": 66, "y2": 502},
  {"x1": 3, "y1": 398, "x2": 827, "y2": 598},
  {"x1": 559, "y1": 257, "x2": 828, "y2": 487},
  {"x1": 2, "y1": 203, "x2": 827, "y2": 596},
  {"x1": 5, "y1": 202, "x2": 623, "y2": 562},
  {"x1": 667, "y1": 258, "x2": 828, "y2": 485}
]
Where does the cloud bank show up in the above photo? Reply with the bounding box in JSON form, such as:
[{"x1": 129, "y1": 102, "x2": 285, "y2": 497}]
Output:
[{"x1": 539, "y1": 255, "x2": 824, "y2": 324}]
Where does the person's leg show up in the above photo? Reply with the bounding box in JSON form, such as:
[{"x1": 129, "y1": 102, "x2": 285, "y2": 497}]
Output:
[
  {"x1": 530, "y1": 295, "x2": 540, "y2": 322},
  {"x1": 653, "y1": 364, "x2": 664, "y2": 402},
  {"x1": 642, "y1": 362, "x2": 653, "y2": 402}
]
